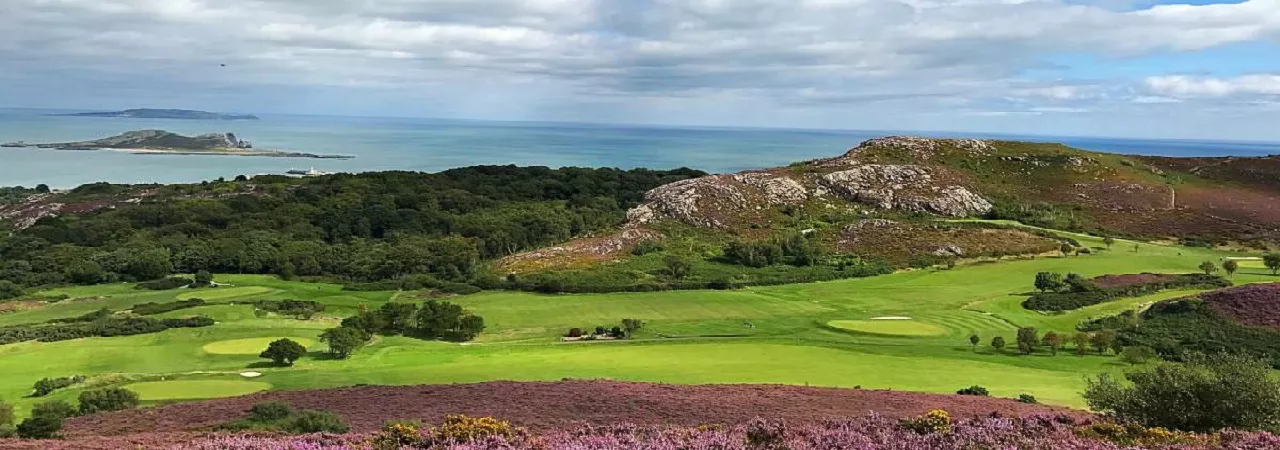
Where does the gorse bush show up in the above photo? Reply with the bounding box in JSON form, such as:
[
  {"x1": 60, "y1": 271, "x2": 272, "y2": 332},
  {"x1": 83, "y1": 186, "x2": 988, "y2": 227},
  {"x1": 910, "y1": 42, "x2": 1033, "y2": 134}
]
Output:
[
  {"x1": 427, "y1": 415, "x2": 521, "y2": 444},
  {"x1": 77, "y1": 387, "x2": 140, "y2": 414},
  {"x1": 901, "y1": 409, "x2": 953, "y2": 435}
]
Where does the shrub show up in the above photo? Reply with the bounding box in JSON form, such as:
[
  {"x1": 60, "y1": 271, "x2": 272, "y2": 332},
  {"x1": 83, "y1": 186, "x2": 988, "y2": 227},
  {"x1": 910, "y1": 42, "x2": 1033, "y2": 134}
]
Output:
[
  {"x1": 32, "y1": 375, "x2": 85, "y2": 397},
  {"x1": 194, "y1": 270, "x2": 214, "y2": 286},
  {"x1": 1121, "y1": 346, "x2": 1157, "y2": 365},
  {"x1": 284, "y1": 410, "x2": 349, "y2": 434},
  {"x1": 131, "y1": 298, "x2": 206, "y2": 315},
  {"x1": 427, "y1": 415, "x2": 520, "y2": 444},
  {"x1": 593, "y1": 326, "x2": 606, "y2": 336},
  {"x1": 255, "y1": 300, "x2": 325, "y2": 319},
  {"x1": 631, "y1": 240, "x2": 664, "y2": 256},
  {"x1": 319, "y1": 326, "x2": 370, "y2": 359},
  {"x1": 136, "y1": 276, "x2": 195, "y2": 290},
  {"x1": 78, "y1": 388, "x2": 140, "y2": 414},
  {"x1": 1017, "y1": 394, "x2": 1039, "y2": 404},
  {"x1": 901, "y1": 409, "x2": 952, "y2": 434},
  {"x1": 31, "y1": 400, "x2": 76, "y2": 420},
  {"x1": 566, "y1": 328, "x2": 583, "y2": 338},
  {"x1": 248, "y1": 401, "x2": 295, "y2": 423},
  {"x1": 15, "y1": 416, "x2": 61, "y2": 439},
  {"x1": 0, "y1": 280, "x2": 24, "y2": 300},
  {"x1": 745, "y1": 418, "x2": 788, "y2": 447},
  {"x1": 0, "y1": 401, "x2": 13, "y2": 427},
  {"x1": 373, "y1": 420, "x2": 423, "y2": 449},
  {"x1": 956, "y1": 386, "x2": 989, "y2": 396},
  {"x1": 1084, "y1": 353, "x2": 1280, "y2": 432},
  {"x1": 1077, "y1": 422, "x2": 1205, "y2": 447}
]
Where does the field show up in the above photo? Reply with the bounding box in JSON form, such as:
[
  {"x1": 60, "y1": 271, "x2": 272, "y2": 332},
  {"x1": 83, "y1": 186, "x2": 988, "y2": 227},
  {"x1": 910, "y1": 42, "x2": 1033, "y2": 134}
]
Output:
[{"x1": 0, "y1": 223, "x2": 1274, "y2": 418}]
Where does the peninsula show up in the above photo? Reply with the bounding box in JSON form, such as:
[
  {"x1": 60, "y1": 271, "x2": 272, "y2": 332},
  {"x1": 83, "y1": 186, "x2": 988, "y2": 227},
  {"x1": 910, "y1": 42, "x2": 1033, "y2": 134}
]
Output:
[
  {"x1": 1, "y1": 130, "x2": 352, "y2": 159},
  {"x1": 52, "y1": 108, "x2": 260, "y2": 120}
]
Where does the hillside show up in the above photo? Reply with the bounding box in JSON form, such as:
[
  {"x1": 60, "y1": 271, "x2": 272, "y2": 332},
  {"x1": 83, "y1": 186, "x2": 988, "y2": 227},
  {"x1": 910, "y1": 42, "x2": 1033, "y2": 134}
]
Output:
[{"x1": 503, "y1": 137, "x2": 1280, "y2": 279}]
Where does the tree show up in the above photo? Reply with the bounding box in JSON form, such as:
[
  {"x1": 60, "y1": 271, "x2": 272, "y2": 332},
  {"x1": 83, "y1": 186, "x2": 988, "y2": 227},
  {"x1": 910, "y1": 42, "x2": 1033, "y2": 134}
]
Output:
[
  {"x1": 1133, "y1": 243, "x2": 1140, "y2": 253},
  {"x1": 1016, "y1": 327, "x2": 1039, "y2": 355},
  {"x1": 1103, "y1": 237, "x2": 1115, "y2": 249},
  {"x1": 1265, "y1": 253, "x2": 1280, "y2": 275},
  {"x1": 416, "y1": 299, "x2": 485, "y2": 341},
  {"x1": 1041, "y1": 331, "x2": 1063, "y2": 355},
  {"x1": 260, "y1": 338, "x2": 307, "y2": 366},
  {"x1": 1072, "y1": 332, "x2": 1091, "y2": 355},
  {"x1": 16, "y1": 416, "x2": 61, "y2": 439},
  {"x1": 1034, "y1": 272, "x2": 1063, "y2": 292},
  {"x1": 30, "y1": 400, "x2": 75, "y2": 421},
  {"x1": 990, "y1": 336, "x2": 1006, "y2": 353},
  {"x1": 377, "y1": 302, "x2": 419, "y2": 334},
  {"x1": 660, "y1": 255, "x2": 692, "y2": 280},
  {"x1": 621, "y1": 318, "x2": 645, "y2": 338},
  {"x1": 967, "y1": 333, "x2": 980, "y2": 352},
  {"x1": 1198, "y1": 260, "x2": 1218, "y2": 276},
  {"x1": 0, "y1": 280, "x2": 23, "y2": 300},
  {"x1": 78, "y1": 388, "x2": 140, "y2": 414},
  {"x1": 1223, "y1": 259, "x2": 1239, "y2": 278},
  {"x1": 34, "y1": 184, "x2": 50, "y2": 194},
  {"x1": 1084, "y1": 353, "x2": 1280, "y2": 432},
  {"x1": 194, "y1": 270, "x2": 214, "y2": 286},
  {"x1": 319, "y1": 326, "x2": 369, "y2": 359},
  {"x1": 1059, "y1": 243, "x2": 1073, "y2": 256},
  {"x1": 1091, "y1": 329, "x2": 1118, "y2": 354},
  {"x1": 1120, "y1": 346, "x2": 1157, "y2": 365}
]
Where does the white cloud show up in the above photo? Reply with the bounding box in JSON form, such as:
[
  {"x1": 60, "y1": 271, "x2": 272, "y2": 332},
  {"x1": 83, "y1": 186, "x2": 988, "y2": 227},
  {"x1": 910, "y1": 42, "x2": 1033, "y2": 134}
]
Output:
[{"x1": 1144, "y1": 75, "x2": 1280, "y2": 99}]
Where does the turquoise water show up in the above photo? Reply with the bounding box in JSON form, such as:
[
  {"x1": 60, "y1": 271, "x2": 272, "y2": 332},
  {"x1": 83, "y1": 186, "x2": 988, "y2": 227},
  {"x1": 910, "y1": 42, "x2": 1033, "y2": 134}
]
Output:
[{"x1": 2, "y1": 108, "x2": 1278, "y2": 188}]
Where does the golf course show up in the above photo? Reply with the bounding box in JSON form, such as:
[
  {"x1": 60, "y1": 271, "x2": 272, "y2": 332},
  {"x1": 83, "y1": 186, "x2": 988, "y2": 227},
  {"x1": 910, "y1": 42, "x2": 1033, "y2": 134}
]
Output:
[{"x1": 0, "y1": 223, "x2": 1271, "y2": 416}]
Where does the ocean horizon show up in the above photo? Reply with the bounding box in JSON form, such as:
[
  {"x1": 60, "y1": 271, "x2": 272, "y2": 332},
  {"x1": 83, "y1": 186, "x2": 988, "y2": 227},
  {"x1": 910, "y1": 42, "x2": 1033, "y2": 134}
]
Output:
[{"x1": 3, "y1": 108, "x2": 1279, "y2": 189}]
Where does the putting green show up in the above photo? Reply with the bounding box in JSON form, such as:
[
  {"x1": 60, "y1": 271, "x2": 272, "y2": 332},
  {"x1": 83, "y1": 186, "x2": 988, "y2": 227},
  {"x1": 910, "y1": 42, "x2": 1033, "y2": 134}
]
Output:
[
  {"x1": 177, "y1": 286, "x2": 273, "y2": 301},
  {"x1": 826, "y1": 319, "x2": 947, "y2": 337},
  {"x1": 124, "y1": 380, "x2": 272, "y2": 401},
  {"x1": 203, "y1": 337, "x2": 318, "y2": 355}
]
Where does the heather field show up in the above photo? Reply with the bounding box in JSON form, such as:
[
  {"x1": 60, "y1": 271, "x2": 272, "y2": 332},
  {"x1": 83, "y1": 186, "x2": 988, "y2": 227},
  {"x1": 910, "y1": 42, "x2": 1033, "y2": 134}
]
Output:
[{"x1": 0, "y1": 222, "x2": 1276, "y2": 426}]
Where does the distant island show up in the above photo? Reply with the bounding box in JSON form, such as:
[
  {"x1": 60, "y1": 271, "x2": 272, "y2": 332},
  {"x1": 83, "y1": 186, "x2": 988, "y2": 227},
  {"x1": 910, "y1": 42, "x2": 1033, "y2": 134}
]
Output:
[
  {"x1": 1, "y1": 130, "x2": 351, "y2": 159},
  {"x1": 52, "y1": 108, "x2": 260, "y2": 121}
]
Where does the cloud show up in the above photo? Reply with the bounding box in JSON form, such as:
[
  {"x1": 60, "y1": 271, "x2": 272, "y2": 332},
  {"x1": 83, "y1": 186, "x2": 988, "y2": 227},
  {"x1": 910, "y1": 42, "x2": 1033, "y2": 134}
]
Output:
[{"x1": 1, "y1": 0, "x2": 1279, "y2": 137}]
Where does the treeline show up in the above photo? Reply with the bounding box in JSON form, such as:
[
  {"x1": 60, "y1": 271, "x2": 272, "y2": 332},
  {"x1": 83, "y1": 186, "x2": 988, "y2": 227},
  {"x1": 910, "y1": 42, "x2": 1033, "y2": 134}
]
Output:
[
  {"x1": 131, "y1": 298, "x2": 206, "y2": 315},
  {"x1": 1085, "y1": 300, "x2": 1280, "y2": 368},
  {"x1": 0, "y1": 316, "x2": 213, "y2": 345},
  {"x1": 0, "y1": 166, "x2": 703, "y2": 295},
  {"x1": 1024, "y1": 272, "x2": 1229, "y2": 311}
]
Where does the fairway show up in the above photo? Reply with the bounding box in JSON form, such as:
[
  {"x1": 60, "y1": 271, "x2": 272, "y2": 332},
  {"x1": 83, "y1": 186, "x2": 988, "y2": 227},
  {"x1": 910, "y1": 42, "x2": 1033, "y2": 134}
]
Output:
[
  {"x1": 202, "y1": 337, "x2": 319, "y2": 355},
  {"x1": 827, "y1": 319, "x2": 947, "y2": 337},
  {"x1": 0, "y1": 225, "x2": 1273, "y2": 416},
  {"x1": 124, "y1": 380, "x2": 272, "y2": 401}
]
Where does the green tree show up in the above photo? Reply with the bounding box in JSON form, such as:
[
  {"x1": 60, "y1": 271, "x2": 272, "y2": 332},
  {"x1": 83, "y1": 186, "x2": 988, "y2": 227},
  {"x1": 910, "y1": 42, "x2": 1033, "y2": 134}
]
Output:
[
  {"x1": 1103, "y1": 237, "x2": 1115, "y2": 249},
  {"x1": 30, "y1": 400, "x2": 75, "y2": 421},
  {"x1": 1223, "y1": 259, "x2": 1239, "y2": 278},
  {"x1": 319, "y1": 326, "x2": 370, "y2": 359},
  {"x1": 1120, "y1": 346, "x2": 1157, "y2": 365},
  {"x1": 34, "y1": 184, "x2": 50, "y2": 194},
  {"x1": 64, "y1": 260, "x2": 106, "y2": 284},
  {"x1": 1198, "y1": 260, "x2": 1218, "y2": 276},
  {"x1": 0, "y1": 280, "x2": 23, "y2": 300},
  {"x1": 1016, "y1": 327, "x2": 1039, "y2": 355},
  {"x1": 967, "y1": 333, "x2": 980, "y2": 352},
  {"x1": 194, "y1": 270, "x2": 214, "y2": 286},
  {"x1": 1265, "y1": 254, "x2": 1280, "y2": 275},
  {"x1": 990, "y1": 336, "x2": 1006, "y2": 353},
  {"x1": 377, "y1": 302, "x2": 419, "y2": 334},
  {"x1": 660, "y1": 255, "x2": 692, "y2": 280},
  {"x1": 1033, "y1": 272, "x2": 1064, "y2": 292},
  {"x1": 1059, "y1": 243, "x2": 1073, "y2": 256},
  {"x1": 622, "y1": 318, "x2": 645, "y2": 338},
  {"x1": 78, "y1": 388, "x2": 139, "y2": 414},
  {"x1": 1084, "y1": 353, "x2": 1280, "y2": 432},
  {"x1": 1041, "y1": 331, "x2": 1063, "y2": 355},
  {"x1": 16, "y1": 416, "x2": 61, "y2": 439},
  {"x1": 260, "y1": 338, "x2": 307, "y2": 366}
]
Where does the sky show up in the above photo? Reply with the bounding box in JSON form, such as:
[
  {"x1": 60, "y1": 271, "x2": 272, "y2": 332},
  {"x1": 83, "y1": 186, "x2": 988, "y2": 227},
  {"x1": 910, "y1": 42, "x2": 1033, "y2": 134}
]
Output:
[{"x1": 2, "y1": 0, "x2": 1279, "y2": 140}]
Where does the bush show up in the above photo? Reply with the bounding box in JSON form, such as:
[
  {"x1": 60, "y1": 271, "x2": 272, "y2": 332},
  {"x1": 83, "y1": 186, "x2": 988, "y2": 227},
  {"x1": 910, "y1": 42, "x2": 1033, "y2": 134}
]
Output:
[
  {"x1": 284, "y1": 410, "x2": 349, "y2": 434},
  {"x1": 373, "y1": 420, "x2": 423, "y2": 448},
  {"x1": 1084, "y1": 353, "x2": 1280, "y2": 432},
  {"x1": 260, "y1": 338, "x2": 307, "y2": 366},
  {"x1": 32, "y1": 375, "x2": 85, "y2": 397},
  {"x1": 631, "y1": 240, "x2": 664, "y2": 256},
  {"x1": 566, "y1": 328, "x2": 583, "y2": 338},
  {"x1": 78, "y1": 388, "x2": 140, "y2": 415},
  {"x1": 248, "y1": 401, "x2": 295, "y2": 423},
  {"x1": 0, "y1": 280, "x2": 24, "y2": 300},
  {"x1": 0, "y1": 401, "x2": 13, "y2": 427},
  {"x1": 1017, "y1": 394, "x2": 1039, "y2": 404},
  {"x1": 31, "y1": 400, "x2": 75, "y2": 420},
  {"x1": 255, "y1": 300, "x2": 325, "y2": 319},
  {"x1": 319, "y1": 326, "x2": 370, "y2": 359},
  {"x1": 901, "y1": 409, "x2": 952, "y2": 434},
  {"x1": 15, "y1": 416, "x2": 61, "y2": 439},
  {"x1": 136, "y1": 276, "x2": 195, "y2": 290},
  {"x1": 956, "y1": 386, "x2": 989, "y2": 396},
  {"x1": 427, "y1": 415, "x2": 520, "y2": 444}
]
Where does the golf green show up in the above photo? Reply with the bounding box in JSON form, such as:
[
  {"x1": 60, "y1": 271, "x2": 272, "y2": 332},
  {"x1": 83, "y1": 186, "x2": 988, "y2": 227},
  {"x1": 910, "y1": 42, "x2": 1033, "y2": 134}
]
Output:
[
  {"x1": 827, "y1": 319, "x2": 948, "y2": 337},
  {"x1": 203, "y1": 337, "x2": 319, "y2": 355},
  {"x1": 124, "y1": 380, "x2": 272, "y2": 401}
]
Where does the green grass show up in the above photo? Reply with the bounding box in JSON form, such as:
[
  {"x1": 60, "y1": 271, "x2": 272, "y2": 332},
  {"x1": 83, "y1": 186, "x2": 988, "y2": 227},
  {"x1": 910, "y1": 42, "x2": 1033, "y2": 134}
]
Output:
[
  {"x1": 0, "y1": 223, "x2": 1274, "y2": 416},
  {"x1": 826, "y1": 319, "x2": 948, "y2": 337},
  {"x1": 125, "y1": 379, "x2": 272, "y2": 401}
]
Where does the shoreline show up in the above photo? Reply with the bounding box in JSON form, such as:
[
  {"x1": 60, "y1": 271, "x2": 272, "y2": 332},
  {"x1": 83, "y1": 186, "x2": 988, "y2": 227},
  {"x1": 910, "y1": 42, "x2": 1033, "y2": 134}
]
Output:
[{"x1": 3, "y1": 145, "x2": 353, "y2": 160}]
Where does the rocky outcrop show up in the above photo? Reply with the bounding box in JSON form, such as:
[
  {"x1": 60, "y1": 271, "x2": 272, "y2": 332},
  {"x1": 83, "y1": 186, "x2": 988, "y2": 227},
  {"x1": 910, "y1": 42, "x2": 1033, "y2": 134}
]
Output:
[
  {"x1": 733, "y1": 172, "x2": 808, "y2": 205},
  {"x1": 629, "y1": 172, "x2": 809, "y2": 229},
  {"x1": 845, "y1": 136, "x2": 995, "y2": 160},
  {"x1": 818, "y1": 165, "x2": 992, "y2": 217},
  {"x1": 32, "y1": 130, "x2": 252, "y2": 150}
]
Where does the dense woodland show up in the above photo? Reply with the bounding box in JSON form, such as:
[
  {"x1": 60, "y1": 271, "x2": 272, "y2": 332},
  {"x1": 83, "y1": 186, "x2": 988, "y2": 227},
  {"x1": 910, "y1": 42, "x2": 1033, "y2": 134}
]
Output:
[{"x1": 0, "y1": 166, "x2": 704, "y2": 297}]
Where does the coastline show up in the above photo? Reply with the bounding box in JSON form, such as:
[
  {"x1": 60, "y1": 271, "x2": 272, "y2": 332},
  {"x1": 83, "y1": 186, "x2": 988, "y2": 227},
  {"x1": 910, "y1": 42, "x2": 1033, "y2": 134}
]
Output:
[{"x1": 3, "y1": 145, "x2": 353, "y2": 160}]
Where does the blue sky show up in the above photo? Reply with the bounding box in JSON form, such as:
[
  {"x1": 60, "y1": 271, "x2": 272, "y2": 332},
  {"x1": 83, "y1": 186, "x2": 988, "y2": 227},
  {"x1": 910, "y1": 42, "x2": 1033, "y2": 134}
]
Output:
[{"x1": 1, "y1": 0, "x2": 1278, "y2": 140}]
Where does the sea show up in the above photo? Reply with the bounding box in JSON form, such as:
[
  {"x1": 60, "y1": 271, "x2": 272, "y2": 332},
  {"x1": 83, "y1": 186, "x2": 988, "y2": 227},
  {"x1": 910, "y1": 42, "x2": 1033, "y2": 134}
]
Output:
[{"x1": 3, "y1": 108, "x2": 1280, "y2": 189}]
